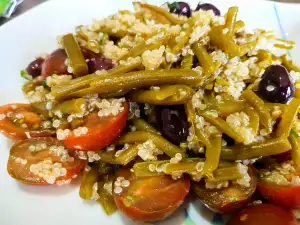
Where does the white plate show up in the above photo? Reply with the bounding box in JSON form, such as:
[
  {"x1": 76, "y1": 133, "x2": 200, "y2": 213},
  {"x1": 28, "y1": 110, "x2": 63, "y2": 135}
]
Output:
[{"x1": 0, "y1": 0, "x2": 299, "y2": 224}]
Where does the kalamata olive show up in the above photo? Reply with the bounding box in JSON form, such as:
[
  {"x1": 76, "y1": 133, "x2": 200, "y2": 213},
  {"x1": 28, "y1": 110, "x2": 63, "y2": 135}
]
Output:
[
  {"x1": 195, "y1": 3, "x2": 221, "y2": 16},
  {"x1": 42, "y1": 49, "x2": 68, "y2": 79},
  {"x1": 258, "y1": 65, "x2": 294, "y2": 103},
  {"x1": 156, "y1": 105, "x2": 189, "y2": 145},
  {"x1": 87, "y1": 58, "x2": 114, "y2": 74},
  {"x1": 26, "y1": 58, "x2": 45, "y2": 78},
  {"x1": 168, "y1": 2, "x2": 191, "y2": 17}
]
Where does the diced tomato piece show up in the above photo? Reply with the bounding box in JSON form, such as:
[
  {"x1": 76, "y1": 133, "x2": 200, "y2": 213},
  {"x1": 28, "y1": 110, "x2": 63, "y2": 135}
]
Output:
[
  {"x1": 113, "y1": 168, "x2": 190, "y2": 222},
  {"x1": 227, "y1": 204, "x2": 297, "y2": 225},
  {"x1": 63, "y1": 102, "x2": 128, "y2": 151}
]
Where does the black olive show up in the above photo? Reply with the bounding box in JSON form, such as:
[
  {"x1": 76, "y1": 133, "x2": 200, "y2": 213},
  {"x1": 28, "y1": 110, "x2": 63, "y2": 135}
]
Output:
[
  {"x1": 87, "y1": 58, "x2": 114, "y2": 73},
  {"x1": 258, "y1": 65, "x2": 294, "y2": 103},
  {"x1": 168, "y1": 2, "x2": 191, "y2": 17},
  {"x1": 156, "y1": 105, "x2": 189, "y2": 145},
  {"x1": 26, "y1": 58, "x2": 45, "y2": 78},
  {"x1": 195, "y1": 3, "x2": 220, "y2": 16},
  {"x1": 222, "y1": 133, "x2": 235, "y2": 146}
]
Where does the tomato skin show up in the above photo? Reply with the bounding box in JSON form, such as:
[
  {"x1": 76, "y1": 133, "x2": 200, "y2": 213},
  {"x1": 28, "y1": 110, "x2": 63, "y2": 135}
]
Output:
[
  {"x1": 63, "y1": 103, "x2": 128, "y2": 151},
  {"x1": 227, "y1": 204, "x2": 298, "y2": 225},
  {"x1": 113, "y1": 168, "x2": 190, "y2": 222},
  {"x1": 0, "y1": 104, "x2": 54, "y2": 140},
  {"x1": 193, "y1": 167, "x2": 257, "y2": 214},
  {"x1": 257, "y1": 180, "x2": 300, "y2": 209},
  {"x1": 41, "y1": 49, "x2": 68, "y2": 78},
  {"x1": 7, "y1": 138, "x2": 86, "y2": 185}
]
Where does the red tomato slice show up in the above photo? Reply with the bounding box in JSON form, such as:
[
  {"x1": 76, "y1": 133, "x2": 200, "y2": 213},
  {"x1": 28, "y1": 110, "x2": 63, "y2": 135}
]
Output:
[
  {"x1": 63, "y1": 102, "x2": 128, "y2": 151},
  {"x1": 0, "y1": 103, "x2": 55, "y2": 140},
  {"x1": 42, "y1": 49, "x2": 68, "y2": 78},
  {"x1": 258, "y1": 180, "x2": 300, "y2": 209},
  {"x1": 193, "y1": 166, "x2": 257, "y2": 213},
  {"x1": 7, "y1": 138, "x2": 86, "y2": 185},
  {"x1": 227, "y1": 204, "x2": 298, "y2": 225},
  {"x1": 113, "y1": 168, "x2": 190, "y2": 222}
]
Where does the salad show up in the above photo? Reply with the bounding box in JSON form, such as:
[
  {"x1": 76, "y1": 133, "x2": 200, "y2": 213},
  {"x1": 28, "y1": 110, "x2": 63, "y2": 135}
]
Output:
[{"x1": 2, "y1": 1, "x2": 300, "y2": 224}]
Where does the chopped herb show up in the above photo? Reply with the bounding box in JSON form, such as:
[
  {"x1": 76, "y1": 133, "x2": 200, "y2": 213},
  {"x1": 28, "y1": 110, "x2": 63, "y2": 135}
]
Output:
[{"x1": 20, "y1": 70, "x2": 33, "y2": 80}]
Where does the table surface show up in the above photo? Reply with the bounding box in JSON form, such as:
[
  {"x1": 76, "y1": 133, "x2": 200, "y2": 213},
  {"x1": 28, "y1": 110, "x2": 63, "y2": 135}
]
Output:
[{"x1": 0, "y1": 0, "x2": 300, "y2": 26}]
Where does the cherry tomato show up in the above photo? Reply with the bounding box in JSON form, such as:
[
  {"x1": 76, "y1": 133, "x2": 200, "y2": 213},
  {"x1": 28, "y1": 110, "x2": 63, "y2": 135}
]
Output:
[
  {"x1": 113, "y1": 168, "x2": 190, "y2": 222},
  {"x1": 63, "y1": 102, "x2": 128, "y2": 151},
  {"x1": 7, "y1": 138, "x2": 86, "y2": 185},
  {"x1": 0, "y1": 103, "x2": 55, "y2": 140},
  {"x1": 227, "y1": 204, "x2": 297, "y2": 225},
  {"x1": 258, "y1": 179, "x2": 300, "y2": 209},
  {"x1": 193, "y1": 167, "x2": 257, "y2": 213},
  {"x1": 42, "y1": 49, "x2": 68, "y2": 78}
]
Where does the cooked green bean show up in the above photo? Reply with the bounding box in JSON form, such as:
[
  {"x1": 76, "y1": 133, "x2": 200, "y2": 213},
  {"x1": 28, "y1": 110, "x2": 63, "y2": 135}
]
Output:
[
  {"x1": 192, "y1": 42, "x2": 221, "y2": 76},
  {"x1": 202, "y1": 136, "x2": 222, "y2": 178},
  {"x1": 117, "y1": 131, "x2": 185, "y2": 158},
  {"x1": 52, "y1": 98, "x2": 85, "y2": 115},
  {"x1": 30, "y1": 102, "x2": 50, "y2": 118},
  {"x1": 181, "y1": 54, "x2": 193, "y2": 69},
  {"x1": 62, "y1": 34, "x2": 88, "y2": 76},
  {"x1": 276, "y1": 98, "x2": 300, "y2": 137},
  {"x1": 224, "y1": 7, "x2": 238, "y2": 34},
  {"x1": 257, "y1": 49, "x2": 272, "y2": 68},
  {"x1": 242, "y1": 89, "x2": 273, "y2": 133},
  {"x1": 97, "y1": 177, "x2": 117, "y2": 215},
  {"x1": 207, "y1": 164, "x2": 244, "y2": 182},
  {"x1": 185, "y1": 101, "x2": 211, "y2": 147},
  {"x1": 79, "y1": 164, "x2": 100, "y2": 200},
  {"x1": 129, "y1": 85, "x2": 194, "y2": 105},
  {"x1": 203, "y1": 91, "x2": 219, "y2": 111},
  {"x1": 221, "y1": 136, "x2": 291, "y2": 160},
  {"x1": 201, "y1": 111, "x2": 243, "y2": 143},
  {"x1": 289, "y1": 130, "x2": 300, "y2": 167},
  {"x1": 173, "y1": 19, "x2": 193, "y2": 53},
  {"x1": 132, "y1": 118, "x2": 157, "y2": 133},
  {"x1": 133, "y1": 160, "x2": 169, "y2": 177},
  {"x1": 233, "y1": 20, "x2": 245, "y2": 33},
  {"x1": 98, "y1": 151, "x2": 120, "y2": 165},
  {"x1": 218, "y1": 100, "x2": 245, "y2": 117},
  {"x1": 244, "y1": 104, "x2": 259, "y2": 135},
  {"x1": 281, "y1": 54, "x2": 300, "y2": 72},
  {"x1": 116, "y1": 144, "x2": 140, "y2": 165},
  {"x1": 70, "y1": 118, "x2": 84, "y2": 129},
  {"x1": 134, "y1": 2, "x2": 184, "y2": 25},
  {"x1": 51, "y1": 69, "x2": 201, "y2": 100}
]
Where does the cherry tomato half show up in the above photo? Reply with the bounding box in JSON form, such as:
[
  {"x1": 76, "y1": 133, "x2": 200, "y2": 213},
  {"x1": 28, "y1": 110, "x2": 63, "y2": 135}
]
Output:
[
  {"x1": 113, "y1": 168, "x2": 190, "y2": 222},
  {"x1": 63, "y1": 102, "x2": 128, "y2": 151},
  {"x1": 227, "y1": 204, "x2": 298, "y2": 225},
  {"x1": 7, "y1": 138, "x2": 86, "y2": 185},
  {"x1": 0, "y1": 103, "x2": 55, "y2": 140},
  {"x1": 258, "y1": 179, "x2": 300, "y2": 209},
  {"x1": 42, "y1": 49, "x2": 68, "y2": 78},
  {"x1": 193, "y1": 167, "x2": 257, "y2": 213}
]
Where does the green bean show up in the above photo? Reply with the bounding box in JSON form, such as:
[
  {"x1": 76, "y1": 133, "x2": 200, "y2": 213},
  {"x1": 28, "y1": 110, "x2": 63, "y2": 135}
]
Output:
[
  {"x1": 192, "y1": 42, "x2": 221, "y2": 76},
  {"x1": 98, "y1": 162, "x2": 114, "y2": 175},
  {"x1": 134, "y1": 2, "x2": 184, "y2": 25},
  {"x1": 62, "y1": 34, "x2": 88, "y2": 76},
  {"x1": 202, "y1": 136, "x2": 222, "y2": 178},
  {"x1": 116, "y1": 131, "x2": 185, "y2": 158},
  {"x1": 129, "y1": 85, "x2": 194, "y2": 105},
  {"x1": 242, "y1": 89, "x2": 273, "y2": 133},
  {"x1": 173, "y1": 18, "x2": 193, "y2": 53},
  {"x1": 181, "y1": 54, "x2": 193, "y2": 69},
  {"x1": 132, "y1": 118, "x2": 157, "y2": 133},
  {"x1": 79, "y1": 164, "x2": 100, "y2": 200},
  {"x1": 116, "y1": 144, "x2": 140, "y2": 165},
  {"x1": 30, "y1": 102, "x2": 50, "y2": 118},
  {"x1": 201, "y1": 111, "x2": 243, "y2": 143},
  {"x1": 289, "y1": 130, "x2": 300, "y2": 167},
  {"x1": 207, "y1": 165, "x2": 244, "y2": 182},
  {"x1": 51, "y1": 61, "x2": 141, "y2": 99},
  {"x1": 244, "y1": 104, "x2": 259, "y2": 135},
  {"x1": 98, "y1": 151, "x2": 120, "y2": 165},
  {"x1": 281, "y1": 54, "x2": 300, "y2": 72},
  {"x1": 97, "y1": 175, "x2": 117, "y2": 215},
  {"x1": 257, "y1": 49, "x2": 272, "y2": 69},
  {"x1": 203, "y1": 91, "x2": 218, "y2": 111},
  {"x1": 185, "y1": 101, "x2": 211, "y2": 147},
  {"x1": 276, "y1": 98, "x2": 300, "y2": 137},
  {"x1": 52, "y1": 98, "x2": 85, "y2": 115},
  {"x1": 221, "y1": 136, "x2": 291, "y2": 160},
  {"x1": 133, "y1": 160, "x2": 169, "y2": 177},
  {"x1": 218, "y1": 100, "x2": 245, "y2": 118},
  {"x1": 233, "y1": 20, "x2": 245, "y2": 33},
  {"x1": 209, "y1": 7, "x2": 256, "y2": 57}
]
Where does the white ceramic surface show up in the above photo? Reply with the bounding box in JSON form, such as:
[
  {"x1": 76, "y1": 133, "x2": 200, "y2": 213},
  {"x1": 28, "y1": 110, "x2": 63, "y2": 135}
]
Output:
[{"x1": 0, "y1": 0, "x2": 299, "y2": 224}]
